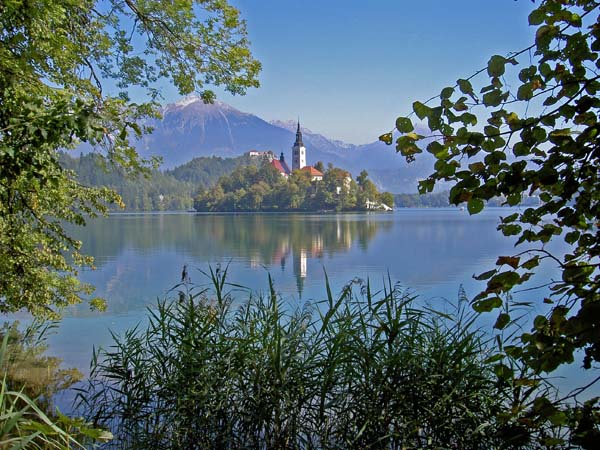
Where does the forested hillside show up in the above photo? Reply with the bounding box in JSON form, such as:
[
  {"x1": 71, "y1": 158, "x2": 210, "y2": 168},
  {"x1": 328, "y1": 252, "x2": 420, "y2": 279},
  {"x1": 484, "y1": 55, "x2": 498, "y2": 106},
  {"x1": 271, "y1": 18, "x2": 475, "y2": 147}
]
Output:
[
  {"x1": 60, "y1": 153, "x2": 254, "y2": 211},
  {"x1": 165, "y1": 154, "x2": 252, "y2": 185},
  {"x1": 60, "y1": 153, "x2": 193, "y2": 210}
]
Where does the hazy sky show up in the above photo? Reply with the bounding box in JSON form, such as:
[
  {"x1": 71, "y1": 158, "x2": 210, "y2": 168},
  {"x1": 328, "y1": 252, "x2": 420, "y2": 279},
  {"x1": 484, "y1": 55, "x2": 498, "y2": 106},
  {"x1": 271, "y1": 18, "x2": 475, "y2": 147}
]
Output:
[{"x1": 161, "y1": 1, "x2": 538, "y2": 144}]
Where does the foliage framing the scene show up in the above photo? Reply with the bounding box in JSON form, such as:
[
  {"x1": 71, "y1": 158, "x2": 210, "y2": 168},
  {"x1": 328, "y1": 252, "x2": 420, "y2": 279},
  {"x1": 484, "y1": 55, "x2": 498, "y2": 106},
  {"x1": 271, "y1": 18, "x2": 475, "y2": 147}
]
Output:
[
  {"x1": 0, "y1": 0, "x2": 260, "y2": 317},
  {"x1": 381, "y1": 0, "x2": 600, "y2": 445}
]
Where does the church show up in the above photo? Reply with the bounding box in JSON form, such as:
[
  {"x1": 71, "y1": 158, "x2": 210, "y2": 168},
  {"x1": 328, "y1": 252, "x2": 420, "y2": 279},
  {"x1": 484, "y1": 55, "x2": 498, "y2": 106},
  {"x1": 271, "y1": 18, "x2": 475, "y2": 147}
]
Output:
[{"x1": 270, "y1": 122, "x2": 324, "y2": 181}]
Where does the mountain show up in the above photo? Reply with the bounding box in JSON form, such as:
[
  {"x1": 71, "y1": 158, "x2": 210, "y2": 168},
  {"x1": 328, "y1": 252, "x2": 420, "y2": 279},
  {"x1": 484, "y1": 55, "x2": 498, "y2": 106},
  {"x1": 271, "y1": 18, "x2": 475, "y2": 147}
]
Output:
[{"x1": 134, "y1": 96, "x2": 436, "y2": 192}]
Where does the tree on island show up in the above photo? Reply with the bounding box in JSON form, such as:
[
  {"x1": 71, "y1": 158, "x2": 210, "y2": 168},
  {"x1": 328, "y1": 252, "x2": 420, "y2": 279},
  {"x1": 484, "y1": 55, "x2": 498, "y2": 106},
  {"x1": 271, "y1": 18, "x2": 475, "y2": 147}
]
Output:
[
  {"x1": 0, "y1": 0, "x2": 260, "y2": 317},
  {"x1": 381, "y1": 0, "x2": 599, "y2": 445},
  {"x1": 194, "y1": 162, "x2": 392, "y2": 212}
]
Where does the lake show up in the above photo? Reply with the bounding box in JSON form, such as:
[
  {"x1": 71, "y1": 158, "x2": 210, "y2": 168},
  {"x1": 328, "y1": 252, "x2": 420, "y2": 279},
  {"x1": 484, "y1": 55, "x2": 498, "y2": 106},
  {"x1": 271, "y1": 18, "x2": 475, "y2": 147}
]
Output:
[{"x1": 41, "y1": 208, "x2": 595, "y2": 402}]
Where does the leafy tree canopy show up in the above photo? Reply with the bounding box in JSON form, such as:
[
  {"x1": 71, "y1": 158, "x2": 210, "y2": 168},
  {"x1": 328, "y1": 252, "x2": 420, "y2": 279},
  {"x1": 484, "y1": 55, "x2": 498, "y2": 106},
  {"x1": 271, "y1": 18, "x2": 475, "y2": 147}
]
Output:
[
  {"x1": 382, "y1": 0, "x2": 599, "y2": 445},
  {"x1": 194, "y1": 163, "x2": 393, "y2": 212},
  {"x1": 0, "y1": 0, "x2": 260, "y2": 317}
]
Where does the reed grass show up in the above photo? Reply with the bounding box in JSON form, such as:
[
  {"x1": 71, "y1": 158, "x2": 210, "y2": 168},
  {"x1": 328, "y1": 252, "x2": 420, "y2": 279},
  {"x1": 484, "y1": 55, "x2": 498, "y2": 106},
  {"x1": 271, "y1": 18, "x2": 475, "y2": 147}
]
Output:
[
  {"x1": 0, "y1": 332, "x2": 112, "y2": 449},
  {"x1": 79, "y1": 267, "x2": 503, "y2": 449}
]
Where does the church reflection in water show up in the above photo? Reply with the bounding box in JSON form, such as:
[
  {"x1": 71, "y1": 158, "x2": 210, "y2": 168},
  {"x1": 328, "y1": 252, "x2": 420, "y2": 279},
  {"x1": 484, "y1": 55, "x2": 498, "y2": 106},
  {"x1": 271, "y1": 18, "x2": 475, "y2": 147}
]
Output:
[
  {"x1": 246, "y1": 215, "x2": 377, "y2": 297},
  {"x1": 68, "y1": 213, "x2": 393, "y2": 314}
]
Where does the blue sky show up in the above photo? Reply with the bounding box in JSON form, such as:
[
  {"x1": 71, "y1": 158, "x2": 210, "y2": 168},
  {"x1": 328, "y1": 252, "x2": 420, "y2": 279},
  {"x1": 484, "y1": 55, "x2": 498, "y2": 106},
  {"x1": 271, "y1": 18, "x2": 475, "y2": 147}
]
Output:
[{"x1": 163, "y1": 0, "x2": 539, "y2": 144}]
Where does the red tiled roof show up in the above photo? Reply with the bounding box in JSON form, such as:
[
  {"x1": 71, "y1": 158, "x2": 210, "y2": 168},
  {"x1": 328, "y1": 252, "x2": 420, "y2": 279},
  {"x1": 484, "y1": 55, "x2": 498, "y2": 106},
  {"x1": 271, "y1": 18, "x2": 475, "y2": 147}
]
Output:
[
  {"x1": 301, "y1": 166, "x2": 324, "y2": 177},
  {"x1": 270, "y1": 159, "x2": 290, "y2": 175}
]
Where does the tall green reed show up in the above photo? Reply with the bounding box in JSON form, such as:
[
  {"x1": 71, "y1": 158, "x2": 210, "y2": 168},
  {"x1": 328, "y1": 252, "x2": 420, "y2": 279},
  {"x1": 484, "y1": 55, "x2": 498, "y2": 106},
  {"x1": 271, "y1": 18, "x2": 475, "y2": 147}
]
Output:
[
  {"x1": 79, "y1": 267, "x2": 502, "y2": 449},
  {"x1": 0, "y1": 331, "x2": 112, "y2": 449}
]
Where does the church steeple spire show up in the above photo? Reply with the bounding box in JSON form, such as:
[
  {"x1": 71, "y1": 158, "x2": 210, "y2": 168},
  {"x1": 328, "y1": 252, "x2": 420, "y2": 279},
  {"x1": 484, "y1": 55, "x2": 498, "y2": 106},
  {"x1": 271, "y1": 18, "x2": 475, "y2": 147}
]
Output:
[
  {"x1": 292, "y1": 118, "x2": 306, "y2": 170},
  {"x1": 295, "y1": 120, "x2": 303, "y2": 146}
]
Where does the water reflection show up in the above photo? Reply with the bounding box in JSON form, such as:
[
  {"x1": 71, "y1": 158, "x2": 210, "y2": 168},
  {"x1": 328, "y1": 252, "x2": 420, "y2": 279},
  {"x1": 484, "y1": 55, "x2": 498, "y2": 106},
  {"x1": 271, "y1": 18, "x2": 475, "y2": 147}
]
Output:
[
  {"x1": 67, "y1": 213, "x2": 393, "y2": 315},
  {"x1": 49, "y1": 208, "x2": 575, "y2": 384},
  {"x1": 65, "y1": 209, "x2": 565, "y2": 319}
]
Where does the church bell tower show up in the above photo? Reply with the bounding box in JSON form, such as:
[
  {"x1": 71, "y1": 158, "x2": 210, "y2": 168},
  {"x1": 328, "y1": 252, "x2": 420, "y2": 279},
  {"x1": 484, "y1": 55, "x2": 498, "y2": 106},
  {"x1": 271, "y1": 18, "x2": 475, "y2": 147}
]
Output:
[{"x1": 292, "y1": 121, "x2": 306, "y2": 171}]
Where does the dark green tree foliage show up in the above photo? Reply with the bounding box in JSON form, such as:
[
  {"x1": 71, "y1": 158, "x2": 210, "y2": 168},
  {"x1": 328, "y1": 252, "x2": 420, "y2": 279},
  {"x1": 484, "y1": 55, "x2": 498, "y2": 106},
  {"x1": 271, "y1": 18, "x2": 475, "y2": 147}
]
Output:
[
  {"x1": 81, "y1": 271, "x2": 502, "y2": 449},
  {"x1": 166, "y1": 154, "x2": 252, "y2": 188},
  {"x1": 394, "y1": 191, "x2": 451, "y2": 208},
  {"x1": 60, "y1": 152, "x2": 194, "y2": 211},
  {"x1": 194, "y1": 164, "x2": 393, "y2": 212},
  {"x1": 60, "y1": 153, "x2": 258, "y2": 211},
  {"x1": 381, "y1": 0, "x2": 600, "y2": 446},
  {"x1": 0, "y1": 0, "x2": 260, "y2": 316},
  {"x1": 393, "y1": 191, "x2": 540, "y2": 208}
]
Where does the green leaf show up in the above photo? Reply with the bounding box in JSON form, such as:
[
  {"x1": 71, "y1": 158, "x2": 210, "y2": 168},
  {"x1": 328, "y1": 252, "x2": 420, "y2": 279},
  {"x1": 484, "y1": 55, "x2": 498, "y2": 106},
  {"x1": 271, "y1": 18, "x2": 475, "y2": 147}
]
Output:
[
  {"x1": 418, "y1": 178, "x2": 435, "y2": 193},
  {"x1": 484, "y1": 125, "x2": 499, "y2": 136},
  {"x1": 379, "y1": 132, "x2": 393, "y2": 145},
  {"x1": 564, "y1": 231, "x2": 580, "y2": 244},
  {"x1": 467, "y1": 197, "x2": 484, "y2": 214},
  {"x1": 484, "y1": 354, "x2": 504, "y2": 364},
  {"x1": 528, "y1": 9, "x2": 546, "y2": 26},
  {"x1": 395, "y1": 117, "x2": 414, "y2": 133},
  {"x1": 473, "y1": 296, "x2": 503, "y2": 313},
  {"x1": 517, "y1": 83, "x2": 534, "y2": 100},
  {"x1": 396, "y1": 135, "x2": 421, "y2": 158},
  {"x1": 487, "y1": 271, "x2": 520, "y2": 292},
  {"x1": 512, "y1": 142, "x2": 530, "y2": 157},
  {"x1": 474, "y1": 269, "x2": 497, "y2": 281},
  {"x1": 536, "y1": 25, "x2": 558, "y2": 48},
  {"x1": 469, "y1": 162, "x2": 485, "y2": 174},
  {"x1": 487, "y1": 55, "x2": 508, "y2": 77},
  {"x1": 412, "y1": 101, "x2": 431, "y2": 120},
  {"x1": 567, "y1": 13, "x2": 581, "y2": 27},
  {"x1": 460, "y1": 112, "x2": 478, "y2": 126},
  {"x1": 440, "y1": 86, "x2": 454, "y2": 99},
  {"x1": 539, "y1": 62, "x2": 552, "y2": 79},
  {"x1": 426, "y1": 140, "x2": 445, "y2": 155},
  {"x1": 532, "y1": 126, "x2": 547, "y2": 142},
  {"x1": 533, "y1": 315, "x2": 548, "y2": 330},
  {"x1": 549, "y1": 128, "x2": 571, "y2": 138},
  {"x1": 482, "y1": 89, "x2": 504, "y2": 107},
  {"x1": 521, "y1": 256, "x2": 540, "y2": 270},
  {"x1": 457, "y1": 78, "x2": 474, "y2": 95},
  {"x1": 130, "y1": 122, "x2": 142, "y2": 135},
  {"x1": 494, "y1": 313, "x2": 511, "y2": 330}
]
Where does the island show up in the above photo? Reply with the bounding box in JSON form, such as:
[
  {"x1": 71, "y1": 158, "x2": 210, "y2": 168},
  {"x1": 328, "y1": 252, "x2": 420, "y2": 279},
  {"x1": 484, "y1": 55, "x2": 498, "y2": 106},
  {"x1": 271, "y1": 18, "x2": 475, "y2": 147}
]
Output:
[
  {"x1": 193, "y1": 161, "x2": 393, "y2": 212},
  {"x1": 194, "y1": 122, "x2": 393, "y2": 212}
]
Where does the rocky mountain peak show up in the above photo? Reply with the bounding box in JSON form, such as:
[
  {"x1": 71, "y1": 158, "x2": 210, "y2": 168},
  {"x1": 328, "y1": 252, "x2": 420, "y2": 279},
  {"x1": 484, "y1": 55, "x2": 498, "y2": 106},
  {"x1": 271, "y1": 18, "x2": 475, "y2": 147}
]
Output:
[
  {"x1": 136, "y1": 97, "x2": 435, "y2": 192},
  {"x1": 269, "y1": 119, "x2": 313, "y2": 134},
  {"x1": 163, "y1": 95, "x2": 243, "y2": 116}
]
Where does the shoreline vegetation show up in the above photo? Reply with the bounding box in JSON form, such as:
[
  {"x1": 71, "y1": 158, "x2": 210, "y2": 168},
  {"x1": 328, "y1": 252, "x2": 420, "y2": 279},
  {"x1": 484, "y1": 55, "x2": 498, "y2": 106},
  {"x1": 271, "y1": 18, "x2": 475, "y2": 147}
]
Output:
[
  {"x1": 61, "y1": 152, "x2": 395, "y2": 212},
  {"x1": 2, "y1": 266, "x2": 594, "y2": 448},
  {"x1": 68, "y1": 267, "x2": 586, "y2": 449},
  {"x1": 63, "y1": 152, "x2": 539, "y2": 212},
  {"x1": 76, "y1": 268, "x2": 505, "y2": 449}
]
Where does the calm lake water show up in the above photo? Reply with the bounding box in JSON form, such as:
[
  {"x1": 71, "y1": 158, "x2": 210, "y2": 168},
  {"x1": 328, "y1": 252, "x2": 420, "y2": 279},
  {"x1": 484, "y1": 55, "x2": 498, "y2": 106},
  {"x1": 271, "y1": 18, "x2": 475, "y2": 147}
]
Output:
[{"x1": 39, "y1": 208, "x2": 596, "y2": 401}]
